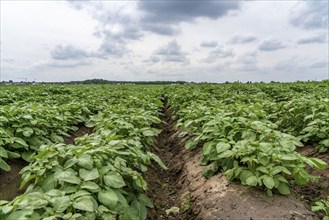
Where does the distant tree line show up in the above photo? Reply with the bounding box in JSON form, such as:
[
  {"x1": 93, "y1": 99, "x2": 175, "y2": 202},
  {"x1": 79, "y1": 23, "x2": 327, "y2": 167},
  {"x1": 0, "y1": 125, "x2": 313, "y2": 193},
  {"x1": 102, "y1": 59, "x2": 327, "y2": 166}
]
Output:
[{"x1": 63, "y1": 79, "x2": 187, "y2": 85}]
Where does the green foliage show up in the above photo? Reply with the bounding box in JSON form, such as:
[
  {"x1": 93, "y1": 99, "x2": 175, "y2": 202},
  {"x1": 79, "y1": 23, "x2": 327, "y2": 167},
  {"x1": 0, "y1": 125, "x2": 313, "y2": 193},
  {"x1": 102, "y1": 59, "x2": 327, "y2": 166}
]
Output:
[
  {"x1": 165, "y1": 81, "x2": 328, "y2": 195},
  {"x1": 312, "y1": 197, "x2": 329, "y2": 220},
  {"x1": 0, "y1": 85, "x2": 167, "y2": 220}
]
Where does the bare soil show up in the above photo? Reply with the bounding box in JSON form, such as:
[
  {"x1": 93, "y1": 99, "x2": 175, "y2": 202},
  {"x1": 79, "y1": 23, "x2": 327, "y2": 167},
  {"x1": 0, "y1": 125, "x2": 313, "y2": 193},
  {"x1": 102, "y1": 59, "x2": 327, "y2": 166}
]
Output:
[
  {"x1": 64, "y1": 125, "x2": 93, "y2": 145},
  {"x1": 145, "y1": 104, "x2": 195, "y2": 219},
  {"x1": 146, "y1": 102, "x2": 316, "y2": 220},
  {"x1": 0, "y1": 159, "x2": 27, "y2": 201},
  {"x1": 294, "y1": 146, "x2": 329, "y2": 219}
]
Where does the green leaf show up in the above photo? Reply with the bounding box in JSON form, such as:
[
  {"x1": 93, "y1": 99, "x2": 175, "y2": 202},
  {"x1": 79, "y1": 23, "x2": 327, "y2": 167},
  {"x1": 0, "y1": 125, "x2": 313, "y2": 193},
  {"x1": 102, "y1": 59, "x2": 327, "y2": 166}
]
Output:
[
  {"x1": 79, "y1": 168, "x2": 99, "y2": 181},
  {"x1": 217, "y1": 150, "x2": 233, "y2": 159},
  {"x1": 64, "y1": 158, "x2": 78, "y2": 169},
  {"x1": 270, "y1": 166, "x2": 291, "y2": 175},
  {"x1": 45, "y1": 189, "x2": 65, "y2": 197},
  {"x1": 263, "y1": 175, "x2": 275, "y2": 189},
  {"x1": 132, "y1": 200, "x2": 147, "y2": 220},
  {"x1": 53, "y1": 196, "x2": 71, "y2": 212},
  {"x1": 0, "y1": 158, "x2": 11, "y2": 171},
  {"x1": 277, "y1": 182, "x2": 290, "y2": 195},
  {"x1": 134, "y1": 175, "x2": 147, "y2": 190},
  {"x1": 203, "y1": 142, "x2": 214, "y2": 156},
  {"x1": 6, "y1": 210, "x2": 34, "y2": 220},
  {"x1": 14, "y1": 137, "x2": 28, "y2": 147},
  {"x1": 73, "y1": 196, "x2": 95, "y2": 212},
  {"x1": 246, "y1": 176, "x2": 258, "y2": 186},
  {"x1": 81, "y1": 182, "x2": 100, "y2": 192},
  {"x1": 21, "y1": 151, "x2": 33, "y2": 162},
  {"x1": 77, "y1": 154, "x2": 94, "y2": 170},
  {"x1": 113, "y1": 190, "x2": 128, "y2": 211},
  {"x1": 138, "y1": 194, "x2": 154, "y2": 208},
  {"x1": 142, "y1": 129, "x2": 155, "y2": 137},
  {"x1": 7, "y1": 151, "x2": 20, "y2": 158},
  {"x1": 321, "y1": 139, "x2": 329, "y2": 147},
  {"x1": 304, "y1": 157, "x2": 327, "y2": 170},
  {"x1": 22, "y1": 114, "x2": 33, "y2": 120},
  {"x1": 104, "y1": 172, "x2": 126, "y2": 188},
  {"x1": 71, "y1": 190, "x2": 91, "y2": 200},
  {"x1": 256, "y1": 166, "x2": 268, "y2": 174},
  {"x1": 41, "y1": 174, "x2": 55, "y2": 191},
  {"x1": 240, "y1": 170, "x2": 254, "y2": 184},
  {"x1": 203, "y1": 161, "x2": 219, "y2": 178},
  {"x1": 242, "y1": 131, "x2": 256, "y2": 141},
  {"x1": 216, "y1": 142, "x2": 231, "y2": 154},
  {"x1": 266, "y1": 189, "x2": 273, "y2": 197},
  {"x1": 55, "y1": 169, "x2": 81, "y2": 185},
  {"x1": 23, "y1": 127, "x2": 34, "y2": 137},
  {"x1": 50, "y1": 133, "x2": 64, "y2": 143},
  {"x1": 1, "y1": 205, "x2": 14, "y2": 214},
  {"x1": 311, "y1": 204, "x2": 324, "y2": 212},
  {"x1": 279, "y1": 139, "x2": 295, "y2": 150},
  {"x1": 147, "y1": 152, "x2": 167, "y2": 170},
  {"x1": 0, "y1": 146, "x2": 8, "y2": 158},
  {"x1": 259, "y1": 143, "x2": 272, "y2": 152},
  {"x1": 0, "y1": 116, "x2": 9, "y2": 123},
  {"x1": 63, "y1": 176, "x2": 81, "y2": 185},
  {"x1": 98, "y1": 190, "x2": 118, "y2": 209},
  {"x1": 122, "y1": 207, "x2": 140, "y2": 220},
  {"x1": 279, "y1": 154, "x2": 297, "y2": 161},
  {"x1": 185, "y1": 139, "x2": 198, "y2": 150}
]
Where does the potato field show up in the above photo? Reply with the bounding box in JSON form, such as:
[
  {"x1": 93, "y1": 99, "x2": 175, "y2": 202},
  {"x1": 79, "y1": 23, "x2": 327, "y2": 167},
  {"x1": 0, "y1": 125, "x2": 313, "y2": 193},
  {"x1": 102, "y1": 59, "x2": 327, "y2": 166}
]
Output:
[{"x1": 0, "y1": 81, "x2": 328, "y2": 220}]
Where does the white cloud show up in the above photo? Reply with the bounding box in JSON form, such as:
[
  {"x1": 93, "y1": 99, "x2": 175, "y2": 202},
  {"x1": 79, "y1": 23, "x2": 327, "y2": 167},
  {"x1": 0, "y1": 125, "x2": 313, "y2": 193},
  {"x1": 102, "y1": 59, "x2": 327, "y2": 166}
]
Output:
[
  {"x1": 258, "y1": 40, "x2": 286, "y2": 51},
  {"x1": 289, "y1": 1, "x2": 328, "y2": 30},
  {"x1": 0, "y1": 0, "x2": 328, "y2": 82}
]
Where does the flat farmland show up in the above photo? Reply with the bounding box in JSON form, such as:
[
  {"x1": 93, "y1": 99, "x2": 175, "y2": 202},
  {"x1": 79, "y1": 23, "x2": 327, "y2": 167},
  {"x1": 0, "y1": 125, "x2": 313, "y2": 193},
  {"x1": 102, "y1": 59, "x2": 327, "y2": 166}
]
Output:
[{"x1": 0, "y1": 82, "x2": 328, "y2": 219}]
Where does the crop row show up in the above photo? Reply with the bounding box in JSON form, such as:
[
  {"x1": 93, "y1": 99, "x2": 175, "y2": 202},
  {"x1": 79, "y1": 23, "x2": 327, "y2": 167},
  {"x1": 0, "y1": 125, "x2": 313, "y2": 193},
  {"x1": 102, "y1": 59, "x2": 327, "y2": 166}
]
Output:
[
  {"x1": 0, "y1": 87, "x2": 166, "y2": 220},
  {"x1": 164, "y1": 83, "x2": 328, "y2": 196}
]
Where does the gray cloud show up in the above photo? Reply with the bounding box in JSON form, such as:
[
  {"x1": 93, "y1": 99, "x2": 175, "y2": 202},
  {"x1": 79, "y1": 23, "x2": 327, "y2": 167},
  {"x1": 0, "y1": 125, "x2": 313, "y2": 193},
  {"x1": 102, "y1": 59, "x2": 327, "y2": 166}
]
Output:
[
  {"x1": 139, "y1": 1, "x2": 240, "y2": 23},
  {"x1": 235, "y1": 51, "x2": 259, "y2": 72},
  {"x1": 96, "y1": 40, "x2": 128, "y2": 58},
  {"x1": 200, "y1": 41, "x2": 218, "y2": 48},
  {"x1": 297, "y1": 33, "x2": 327, "y2": 44},
  {"x1": 142, "y1": 23, "x2": 180, "y2": 36},
  {"x1": 310, "y1": 60, "x2": 328, "y2": 69},
  {"x1": 67, "y1": 1, "x2": 140, "y2": 58},
  {"x1": 50, "y1": 45, "x2": 89, "y2": 60},
  {"x1": 230, "y1": 34, "x2": 257, "y2": 44},
  {"x1": 138, "y1": 1, "x2": 240, "y2": 35},
  {"x1": 289, "y1": 1, "x2": 328, "y2": 30},
  {"x1": 100, "y1": 26, "x2": 142, "y2": 41},
  {"x1": 146, "y1": 40, "x2": 188, "y2": 63},
  {"x1": 50, "y1": 41, "x2": 127, "y2": 61},
  {"x1": 46, "y1": 60, "x2": 92, "y2": 68},
  {"x1": 67, "y1": 0, "x2": 92, "y2": 10},
  {"x1": 258, "y1": 40, "x2": 285, "y2": 51},
  {"x1": 203, "y1": 47, "x2": 235, "y2": 63}
]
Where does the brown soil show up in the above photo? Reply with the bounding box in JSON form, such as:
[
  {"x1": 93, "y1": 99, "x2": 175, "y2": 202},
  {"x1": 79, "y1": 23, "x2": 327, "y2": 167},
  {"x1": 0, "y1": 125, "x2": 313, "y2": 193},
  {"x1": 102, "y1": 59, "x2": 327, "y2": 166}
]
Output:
[
  {"x1": 0, "y1": 159, "x2": 27, "y2": 201},
  {"x1": 294, "y1": 146, "x2": 329, "y2": 218},
  {"x1": 146, "y1": 102, "x2": 315, "y2": 220},
  {"x1": 64, "y1": 125, "x2": 93, "y2": 145},
  {"x1": 145, "y1": 104, "x2": 192, "y2": 219}
]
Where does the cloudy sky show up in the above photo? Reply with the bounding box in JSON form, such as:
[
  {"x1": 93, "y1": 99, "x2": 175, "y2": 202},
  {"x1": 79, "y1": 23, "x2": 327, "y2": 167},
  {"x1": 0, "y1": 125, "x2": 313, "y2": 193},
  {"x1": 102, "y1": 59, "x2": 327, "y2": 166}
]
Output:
[{"x1": 1, "y1": 0, "x2": 328, "y2": 82}]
